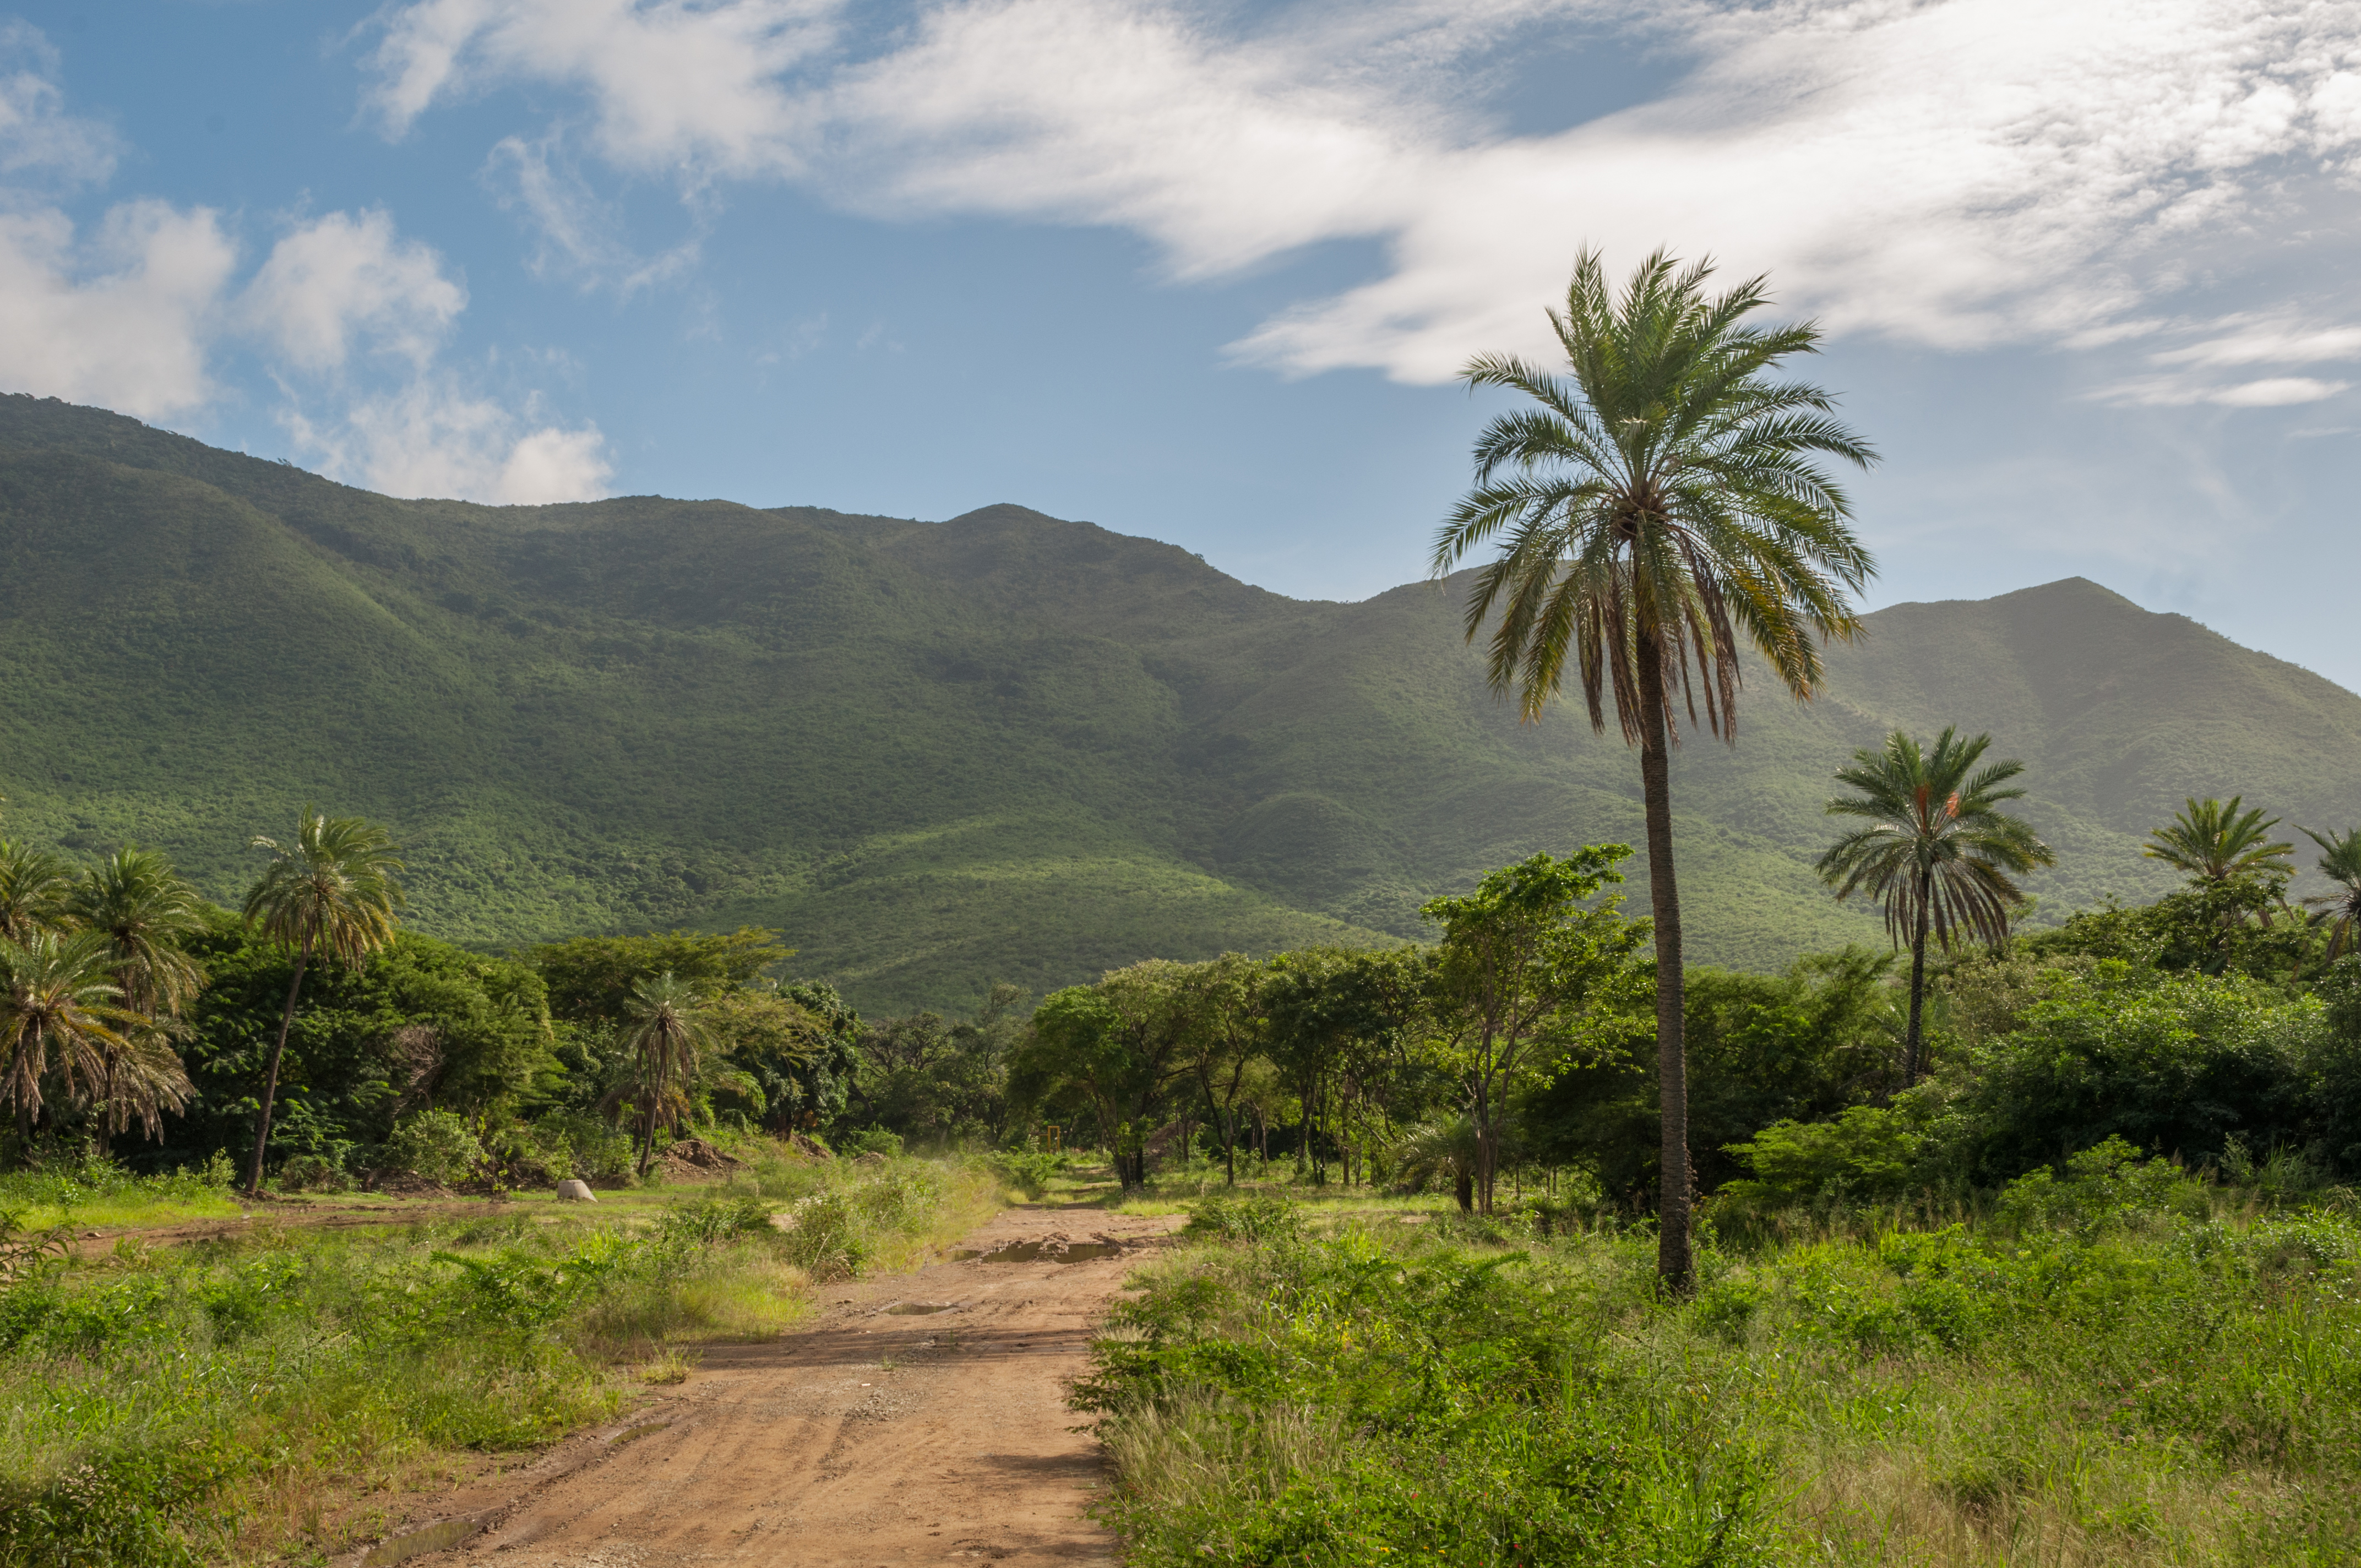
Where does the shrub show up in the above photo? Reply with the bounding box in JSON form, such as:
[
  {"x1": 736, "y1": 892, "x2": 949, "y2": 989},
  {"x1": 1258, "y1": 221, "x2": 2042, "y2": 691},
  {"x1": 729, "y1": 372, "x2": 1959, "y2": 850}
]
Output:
[
  {"x1": 1184, "y1": 1194, "x2": 1301, "y2": 1243},
  {"x1": 839, "y1": 1125, "x2": 905, "y2": 1158},
  {"x1": 381, "y1": 1110, "x2": 483, "y2": 1186}
]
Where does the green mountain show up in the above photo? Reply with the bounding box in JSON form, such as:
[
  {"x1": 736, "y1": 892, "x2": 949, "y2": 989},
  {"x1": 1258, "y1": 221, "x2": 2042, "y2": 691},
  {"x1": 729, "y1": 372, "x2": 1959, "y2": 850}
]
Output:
[{"x1": 4, "y1": 394, "x2": 2357, "y2": 1012}]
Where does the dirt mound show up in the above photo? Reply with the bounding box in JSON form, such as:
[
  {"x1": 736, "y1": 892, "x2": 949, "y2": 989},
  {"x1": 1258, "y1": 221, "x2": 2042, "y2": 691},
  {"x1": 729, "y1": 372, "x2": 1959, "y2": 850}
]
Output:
[
  {"x1": 787, "y1": 1134, "x2": 833, "y2": 1161},
  {"x1": 956, "y1": 1231, "x2": 1131, "y2": 1264},
  {"x1": 658, "y1": 1137, "x2": 748, "y2": 1181}
]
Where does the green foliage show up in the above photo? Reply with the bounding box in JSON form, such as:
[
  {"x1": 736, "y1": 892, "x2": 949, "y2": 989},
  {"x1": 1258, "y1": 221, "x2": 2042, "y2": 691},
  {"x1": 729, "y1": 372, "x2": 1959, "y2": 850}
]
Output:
[
  {"x1": 528, "y1": 929, "x2": 791, "y2": 1023},
  {"x1": 382, "y1": 1109, "x2": 484, "y2": 1186},
  {"x1": 1721, "y1": 1093, "x2": 1935, "y2": 1206},
  {"x1": 1092, "y1": 1193, "x2": 2361, "y2": 1563},
  {"x1": 1528, "y1": 948, "x2": 1898, "y2": 1201},
  {"x1": 171, "y1": 923, "x2": 554, "y2": 1175},
  {"x1": 1961, "y1": 962, "x2": 2316, "y2": 1179},
  {"x1": 1182, "y1": 1192, "x2": 1302, "y2": 1243}
]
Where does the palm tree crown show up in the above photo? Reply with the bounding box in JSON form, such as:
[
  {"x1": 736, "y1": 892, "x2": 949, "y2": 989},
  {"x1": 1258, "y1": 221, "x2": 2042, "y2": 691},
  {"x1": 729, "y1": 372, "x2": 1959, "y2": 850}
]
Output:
[
  {"x1": 0, "y1": 841, "x2": 75, "y2": 945},
  {"x1": 1819, "y1": 728, "x2": 2053, "y2": 950},
  {"x1": 1432, "y1": 247, "x2": 1877, "y2": 735},
  {"x1": 1431, "y1": 248, "x2": 1878, "y2": 1293},
  {"x1": 1817, "y1": 727, "x2": 2054, "y2": 1085},
  {"x1": 2301, "y1": 826, "x2": 2361, "y2": 962},
  {"x1": 0, "y1": 929, "x2": 134, "y2": 1134},
  {"x1": 72, "y1": 847, "x2": 209, "y2": 1020},
  {"x1": 2145, "y1": 797, "x2": 2294, "y2": 886},
  {"x1": 244, "y1": 811, "x2": 405, "y2": 963}
]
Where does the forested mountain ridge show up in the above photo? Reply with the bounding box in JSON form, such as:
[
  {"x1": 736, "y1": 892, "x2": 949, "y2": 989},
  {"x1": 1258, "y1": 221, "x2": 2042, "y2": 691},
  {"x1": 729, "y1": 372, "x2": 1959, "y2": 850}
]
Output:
[{"x1": 3, "y1": 393, "x2": 2357, "y2": 1011}]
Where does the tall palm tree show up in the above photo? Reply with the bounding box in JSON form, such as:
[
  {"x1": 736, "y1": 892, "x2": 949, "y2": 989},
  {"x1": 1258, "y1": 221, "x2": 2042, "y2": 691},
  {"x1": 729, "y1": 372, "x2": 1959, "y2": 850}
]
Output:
[
  {"x1": 1816, "y1": 728, "x2": 2053, "y2": 1086},
  {"x1": 69, "y1": 849, "x2": 209, "y2": 1152},
  {"x1": 0, "y1": 842, "x2": 74, "y2": 944},
  {"x1": 602, "y1": 972, "x2": 712, "y2": 1177},
  {"x1": 0, "y1": 929, "x2": 135, "y2": 1146},
  {"x1": 242, "y1": 810, "x2": 404, "y2": 1194},
  {"x1": 2300, "y1": 827, "x2": 2361, "y2": 962},
  {"x1": 2145, "y1": 797, "x2": 2294, "y2": 886},
  {"x1": 1432, "y1": 248, "x2": 1876, "y2": 1292}
]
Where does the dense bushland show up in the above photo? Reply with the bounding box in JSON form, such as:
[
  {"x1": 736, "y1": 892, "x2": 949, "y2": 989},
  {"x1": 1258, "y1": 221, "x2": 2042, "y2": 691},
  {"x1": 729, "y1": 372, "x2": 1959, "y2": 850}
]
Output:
[{"x1": 1085, "y1": 1175, "x2": 2361, "y2": 1566}]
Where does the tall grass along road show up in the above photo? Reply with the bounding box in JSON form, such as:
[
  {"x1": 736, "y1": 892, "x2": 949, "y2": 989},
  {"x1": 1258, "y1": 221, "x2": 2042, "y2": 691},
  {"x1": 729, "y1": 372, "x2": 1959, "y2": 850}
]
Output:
[
  {"x1": 0, "y1": 1151, "x2": 1005, "y2": 1566},
  {"x1": 1081, "y1": 1180, "x2": 2361, "y2": 1566}
]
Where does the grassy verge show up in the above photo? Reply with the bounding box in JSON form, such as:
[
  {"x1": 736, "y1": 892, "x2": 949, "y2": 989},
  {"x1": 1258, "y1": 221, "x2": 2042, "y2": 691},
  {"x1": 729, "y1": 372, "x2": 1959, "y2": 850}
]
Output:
[
  {"x1": 0, "y1": 1151, "x2": 1003, "y2": 1567},
  {"x1": 1081, "y1": 1163, "x2": 2361, "y2": 1566},
  {"x1": 0, "y1": 1153, "x2": 244, "y2": 1233}
]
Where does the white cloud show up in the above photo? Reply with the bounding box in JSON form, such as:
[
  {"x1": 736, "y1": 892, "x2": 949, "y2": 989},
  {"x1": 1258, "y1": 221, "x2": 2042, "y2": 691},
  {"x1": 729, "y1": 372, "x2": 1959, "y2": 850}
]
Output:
[
  {"x1": 367, "y1": 0, "x2": 2361, "y2": 382},
  {"x1": 0, "y1": 21, "x2": 117, "y2": 186},
  {"x1": 368, "y1": 0, "x2": 836, "y2": 177},
  {"x1": 2098, "y1": 372, "x2": 2352, "y2": 407},
  {"x1": 2152, "y1": 315, "x2": 2361, "y2": 369},
  {"x1": 240, "y1": 208, "x2": 467, "y2": 371},
  {"x1": 285, "y1": 378, "x2": 612, "y2": 503},
  {"x1": 0, "y1": 199, "x2": 237, "y2": 418}
]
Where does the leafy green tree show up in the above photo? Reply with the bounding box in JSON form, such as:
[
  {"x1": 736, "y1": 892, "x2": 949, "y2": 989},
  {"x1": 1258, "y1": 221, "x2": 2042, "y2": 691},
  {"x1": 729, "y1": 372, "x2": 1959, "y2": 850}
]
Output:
[
  {"x1": 1420, "y1": 847, "x2": 1650, "y2": 1212},
  {"x1": 2145, "y1": 797, "x2": 2294, "y2": 887},
  {"x1": 173, "y1": 923, "x2": 551, "y2": 1173},
  {"x1": 840, "y1": 987, "x2": 1025, "y2": 1148},
  {"x1": 1525, "y1": 949, "x2": 1896, "y2": 1204},
  {"x1": 603, "y1": 972, "x2": 713, "y2": 1178},
  {"x1": 2300, "y1": 827, "x2": 2361, "y2": 963},
  {"x1": 0, "y1": 842, "x2": 73, "y2": 944},
  {"x1": 1181, "y1": 955, "x2": 1269, "y2": 1185},
  {"x1": 240, "y1": 810, "x2": 404, "y2": 1194},
  {"x1": 527, "y1": 928, "x2": 790, "y2": 1023},
  {"x1": 1431, "y1": 249, "x2": 1876, "y2": 1287},
  {"x1": 1815, "y1": 727, "x2": 2053, "y2": 1085},
  {"x1": 1015, "y1": 961, "x2": 1207, "y2": 1188},
  {"x1": 0, "y1": 929, "x2": 137, "y2": 1147}
]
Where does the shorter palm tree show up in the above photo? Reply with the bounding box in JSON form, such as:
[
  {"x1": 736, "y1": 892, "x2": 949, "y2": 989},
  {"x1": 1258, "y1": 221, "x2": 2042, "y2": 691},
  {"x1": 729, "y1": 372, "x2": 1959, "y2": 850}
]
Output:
[
  {"x1": 0, "y1": 842, "x2": 74, "y2": 944},
  {"x1": 72, "y1": 849, "x2": 208, "y2": 1151},
  {"x1": 1817, "y1": 728, "x2": 2054, "y2": 1086},
  {"x1": 243, "y1": 810, "x2": 404, "y2": 1194},
  {"x1": 2300, "y1": 827, "x2": 2361, "y2": 962},
  {"x1": 602, "y1": 973, "x2": 712, "y2": 1177},
  {"x1": 0, "y1": 930, "x2": 136, "y2": 1145},
  {"x1": 2146, "y1": 797, "x2": 2294, "y2": 886}
]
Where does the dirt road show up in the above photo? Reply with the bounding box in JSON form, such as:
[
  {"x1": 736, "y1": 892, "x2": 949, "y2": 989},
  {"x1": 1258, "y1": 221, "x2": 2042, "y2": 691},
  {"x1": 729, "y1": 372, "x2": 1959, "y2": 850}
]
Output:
[{"x1": 368, "y1": 1206, "x2": 1180, "y2": 1568}]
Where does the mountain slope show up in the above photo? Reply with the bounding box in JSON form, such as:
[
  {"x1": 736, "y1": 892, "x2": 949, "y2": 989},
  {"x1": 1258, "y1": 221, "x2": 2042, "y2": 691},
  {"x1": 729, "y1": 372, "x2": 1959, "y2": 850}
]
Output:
[{"x1": 2, "y1": 395, "x2": 2356, "y2": 1010}]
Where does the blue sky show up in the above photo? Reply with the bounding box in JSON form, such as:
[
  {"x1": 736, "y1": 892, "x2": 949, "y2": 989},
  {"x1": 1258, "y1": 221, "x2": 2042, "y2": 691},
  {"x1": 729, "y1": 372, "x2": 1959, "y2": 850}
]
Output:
[{"x1": 4, "y1": 1, "x2": 2360, "y2": 687}]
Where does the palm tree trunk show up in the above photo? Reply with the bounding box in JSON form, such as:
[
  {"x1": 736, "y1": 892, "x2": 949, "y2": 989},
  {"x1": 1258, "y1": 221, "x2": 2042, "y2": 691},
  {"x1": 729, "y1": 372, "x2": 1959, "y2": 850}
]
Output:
[
  {"x1": 1905, "y1": 870, "x2": 1933, "y2": 1088},
  {"x1": 246, "y1": 934, "x2": 313, "y2": 1195},
  {"x1": 1635, "y1": 634, "x2": 1693, "y2": 1294}
]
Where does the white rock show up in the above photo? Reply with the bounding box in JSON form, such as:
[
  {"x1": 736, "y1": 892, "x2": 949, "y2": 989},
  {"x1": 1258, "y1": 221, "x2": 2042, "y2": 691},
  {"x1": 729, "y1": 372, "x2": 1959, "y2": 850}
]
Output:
[{"x1": 556, "y1": 1179, "x2": 597, "y2": 1203}]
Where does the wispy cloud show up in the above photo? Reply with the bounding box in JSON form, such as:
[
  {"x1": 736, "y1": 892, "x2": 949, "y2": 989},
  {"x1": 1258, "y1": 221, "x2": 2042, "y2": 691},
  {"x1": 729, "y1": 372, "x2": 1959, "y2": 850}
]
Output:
[{"x1": 365, "y1": 0, "x2": 2361, "y2": 382}]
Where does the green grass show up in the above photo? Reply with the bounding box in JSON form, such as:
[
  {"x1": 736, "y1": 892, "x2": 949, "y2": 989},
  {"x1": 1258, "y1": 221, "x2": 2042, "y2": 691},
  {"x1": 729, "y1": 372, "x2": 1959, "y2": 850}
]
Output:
[
  {"x1": 1082, "y1": 1180, "x2": 2361, "y2": 1566},
  {"x1": 4, "y1": 395, "x2": 2360, "y2": 1009},
  {"x1": 0, "y1": 1152, "x2": 1002, "y2": 1567},
  {"x1": 0, "y1": 1155, "x2": 244, "y2": 1233}
]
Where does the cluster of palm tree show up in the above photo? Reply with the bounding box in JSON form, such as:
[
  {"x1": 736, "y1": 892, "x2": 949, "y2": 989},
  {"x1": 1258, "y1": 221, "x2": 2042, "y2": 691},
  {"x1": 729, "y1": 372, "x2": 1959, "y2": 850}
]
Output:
[
  {"x1": 2143, "y1": 795, "x2": 2361, "y2": 963},
  {"x1": 0, "y1": 843, "x2": 208, "y2": 1155},
  {"x1": 0, "y1": 808, "x2": 405, "y2": 1196}
]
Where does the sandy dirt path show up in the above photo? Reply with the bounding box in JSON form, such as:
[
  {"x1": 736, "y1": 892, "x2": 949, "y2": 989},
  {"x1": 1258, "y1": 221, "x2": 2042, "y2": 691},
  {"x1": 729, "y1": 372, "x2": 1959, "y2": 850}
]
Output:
[{"x1": 372, "y1": 1205, "x2": 1180, "y2": 1568}]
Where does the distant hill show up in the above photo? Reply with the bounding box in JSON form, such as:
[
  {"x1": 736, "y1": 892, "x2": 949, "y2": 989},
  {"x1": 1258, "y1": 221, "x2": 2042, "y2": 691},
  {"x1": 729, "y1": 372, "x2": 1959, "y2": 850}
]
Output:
[{"x1": 3, "y1": 394, "x2": 2357, "y2": 1011}]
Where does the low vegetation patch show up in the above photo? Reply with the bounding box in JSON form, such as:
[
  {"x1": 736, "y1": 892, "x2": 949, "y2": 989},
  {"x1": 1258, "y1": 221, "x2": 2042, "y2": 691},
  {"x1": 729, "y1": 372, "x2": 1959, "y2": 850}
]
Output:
[{"x1": 1085, "y1": 1175, "x2": 2361, "y2": 1566}]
